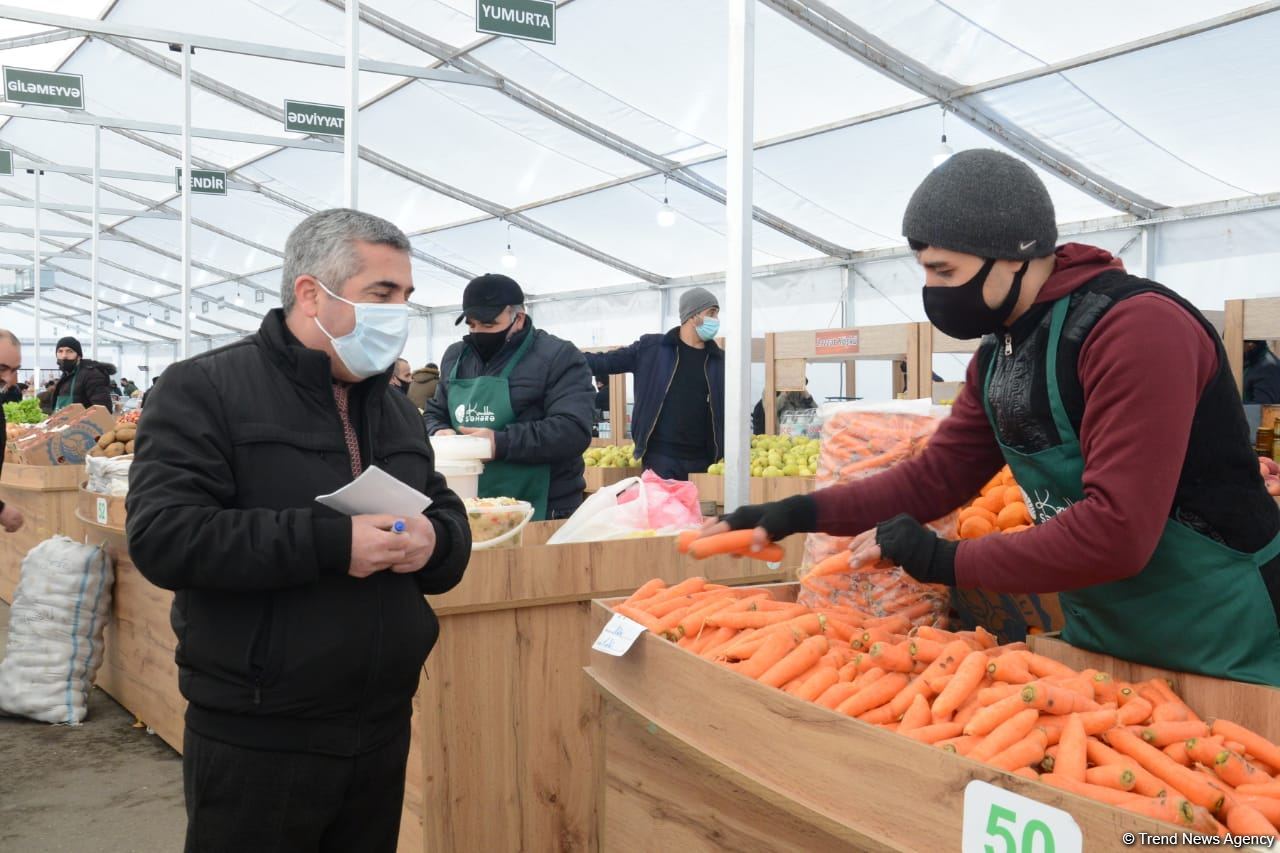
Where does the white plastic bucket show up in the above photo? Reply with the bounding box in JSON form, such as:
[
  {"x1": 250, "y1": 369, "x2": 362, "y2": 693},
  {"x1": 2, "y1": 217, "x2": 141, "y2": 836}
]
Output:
[{"x1": 436, "y1": 459, "x2": 484, "y2": 500}]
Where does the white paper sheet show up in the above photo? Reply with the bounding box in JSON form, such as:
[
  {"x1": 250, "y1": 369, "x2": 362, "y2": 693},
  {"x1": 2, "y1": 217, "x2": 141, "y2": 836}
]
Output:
[{"x1": 315, "y1": 465, "x2": 432, "y2": 517}]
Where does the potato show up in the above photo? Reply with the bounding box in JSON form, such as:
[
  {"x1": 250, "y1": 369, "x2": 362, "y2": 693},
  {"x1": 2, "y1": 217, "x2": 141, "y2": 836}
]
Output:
[
  {"x1": 124, "y1": 440, "x2": 134, "y2": 455},
  {"x1": 104, "y1": 442, "x2": 126, "y2": 458},
  {"x1": 89, "y1": 446, "x2": 105, "y2": 458},
  {"x1": 116, "y1": 427, "x2": 136, "y2": 443},
  {"x1": 97, "y1": 431, "x2": 116, "y2": 449}
]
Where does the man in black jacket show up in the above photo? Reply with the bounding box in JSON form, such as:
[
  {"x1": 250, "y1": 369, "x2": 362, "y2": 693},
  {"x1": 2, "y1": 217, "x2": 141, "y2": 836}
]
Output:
[
  {"x1": 126, "y1": 208, "x2": 472, "y2": 853},
  {"x1": 0, "y1": 329, "x2": 25, "y2": 533},
  {"x1": 424, "y1": 274, "x2": 594, "y2": 520},
  {"x1": 42, "y1": 335, "x2": 114, "y2": 414},
  {"x1": 1244, "y1": 340, "x2": 1280, "y2": 404}
]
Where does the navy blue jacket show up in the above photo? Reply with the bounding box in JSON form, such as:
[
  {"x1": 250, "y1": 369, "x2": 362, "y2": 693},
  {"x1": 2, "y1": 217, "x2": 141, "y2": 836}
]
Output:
[{"x1": 585, "y1": 329, "x2": 724, "y2": 461}]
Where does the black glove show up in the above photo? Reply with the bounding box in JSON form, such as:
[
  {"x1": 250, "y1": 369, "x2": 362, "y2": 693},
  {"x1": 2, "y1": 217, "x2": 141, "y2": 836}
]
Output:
[
  {"x1": 875, "y1": 513, "x2": 958, "y2": 587},
  {"x1": 720, "y1": 495, "x2": 819, "y2": 542}
]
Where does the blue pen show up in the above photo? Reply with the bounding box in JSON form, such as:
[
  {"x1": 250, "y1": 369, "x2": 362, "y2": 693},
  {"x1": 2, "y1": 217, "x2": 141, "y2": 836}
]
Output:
[{"x1": 392, "y1": 519, "x2": 406, "y2": 534}]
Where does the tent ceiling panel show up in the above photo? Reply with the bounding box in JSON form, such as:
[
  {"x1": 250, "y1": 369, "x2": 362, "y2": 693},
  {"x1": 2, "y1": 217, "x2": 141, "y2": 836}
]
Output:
[
  {"x1": 522, "y1": 173, "x2": 823, "y2": 280},
  {"x1": 407, "y1": 259, "x2": 468, "y2": 302},
  {"x1": 360, "y1": 80, "x2": 640, "y2": 207},
  {"x1": 0, "y1": 205, "x2": 109, "y2": 235},
  {"x1": 0, "y1": 232, "x2": 74, "y2": 254},
  {"x1": 0, "y1": 115, "x2": 174, "y2": 176},
  {"x1": 363, "y1": 0, "x2": 493, "y2": 50},
  {"x1": 235, "y1": 148, "x2": 486, "y2": 233},
  {"x1": 130, "y1": 130, "x2": 281, "y2": 169},
  {"x1": 96, "y1": 239, "x2": 220, "y2": 287},
  {"x1": 411, "y1": 218, "x2": 639, "y2": 297},
  {"x1": 114, "y1": 217, "x2": 280, "y2": 274}
]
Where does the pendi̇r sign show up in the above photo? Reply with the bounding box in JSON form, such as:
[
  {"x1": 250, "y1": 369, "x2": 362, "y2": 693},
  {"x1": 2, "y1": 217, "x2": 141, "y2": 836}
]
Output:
[
  {"x1": 0, "y1": 149, "x2": 11, "y2": 177},
  {"x1": 283, "y1": 100, "x2": 344, "y2": 137},
  {"x1": 174, "y1": 168, "x2": 228, "y2": 196},
  {"x1": 2, "y1": 67, "x2": 85, "y2": 109},
  {"x1": 476, "y1": 0, "x2": 555, "y2": 44}
]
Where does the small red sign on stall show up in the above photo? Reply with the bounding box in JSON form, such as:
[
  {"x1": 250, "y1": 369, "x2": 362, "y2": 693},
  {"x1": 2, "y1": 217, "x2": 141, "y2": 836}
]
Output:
[{"x1": 814, "y1": 328, "x2": 860, "y2": 356}]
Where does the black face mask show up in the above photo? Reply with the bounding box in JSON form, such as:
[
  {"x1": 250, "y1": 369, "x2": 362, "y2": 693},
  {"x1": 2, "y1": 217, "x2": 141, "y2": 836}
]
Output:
[
  {"x1": 466, "y1": 322, "x2": 515, "y2": 362},
  {"x1": 57, "y1": 358, "x2": 78, "y2": 375},
  {"x1": 395, "y1": 381, "x2": 410, "y2": 395},
  {"x1": 922, "y1": 259, "x2": 1028, "y2": 340}
]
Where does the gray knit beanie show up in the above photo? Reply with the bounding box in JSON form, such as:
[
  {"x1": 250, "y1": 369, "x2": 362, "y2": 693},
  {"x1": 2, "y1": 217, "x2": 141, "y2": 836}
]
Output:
[
  {"x1": 902, "y1": 149, "x2": 1057, "y2": 260},
  {"x1": 679, "y1": 287, "x2": 719, "y2": 323}
]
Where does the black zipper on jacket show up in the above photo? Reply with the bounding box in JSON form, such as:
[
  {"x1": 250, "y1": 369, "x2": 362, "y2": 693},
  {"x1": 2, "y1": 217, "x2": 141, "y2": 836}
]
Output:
[
  {"x1": 249, "y1": 598, "x2": 275, "y2": 706},
  {"x1": 704, "y1": 357, "x2": 720, "y2": 462}
]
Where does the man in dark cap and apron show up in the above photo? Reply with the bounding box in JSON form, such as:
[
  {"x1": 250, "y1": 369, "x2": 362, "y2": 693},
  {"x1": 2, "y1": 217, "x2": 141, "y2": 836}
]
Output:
[
  {"x1": 585, "y1": 287, "x2": 725, "y2": 481},
  {"x1": 703, "y1": 149, "x2": 1280, "y2": 686},
  {"x1": 43, "y1": 336, "x2": 115, "y2": 414},
  {"x1": 424, "y1": 274, "x2": 595, "y2": 520}
]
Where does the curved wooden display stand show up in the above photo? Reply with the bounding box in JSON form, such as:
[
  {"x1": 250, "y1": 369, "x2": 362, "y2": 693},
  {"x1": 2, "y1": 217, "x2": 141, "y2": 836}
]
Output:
[
  {"x1": 586, "y1": 585, "x2": 1279, "y2": 852},
  {"x1": 0, "y1": 464, "x2": 84, "y2": 603}
]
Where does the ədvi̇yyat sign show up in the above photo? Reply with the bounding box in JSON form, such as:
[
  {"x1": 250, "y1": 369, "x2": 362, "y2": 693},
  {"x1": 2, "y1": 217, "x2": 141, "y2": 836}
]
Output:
[
  {"x1": 2, "y1": 67, "x2": 84, "y2": 109},
  {"x1": 476, "y1": 0, "x2": 555, "y2": 44},
  {"x1": 283, "y1": 100, "x2": 344, "y2": 137}
]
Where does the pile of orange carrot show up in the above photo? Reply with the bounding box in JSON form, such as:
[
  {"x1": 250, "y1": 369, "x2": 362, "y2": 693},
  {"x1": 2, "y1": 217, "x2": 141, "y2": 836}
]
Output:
[{"x1": 612, "y1": 578, "x2": 1280, "y2": 838}]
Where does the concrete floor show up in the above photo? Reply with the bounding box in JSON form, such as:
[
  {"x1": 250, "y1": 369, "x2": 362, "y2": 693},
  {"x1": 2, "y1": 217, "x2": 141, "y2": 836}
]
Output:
[{"x1": 0, "y1": 601, "x2": 186, "y2": 853}]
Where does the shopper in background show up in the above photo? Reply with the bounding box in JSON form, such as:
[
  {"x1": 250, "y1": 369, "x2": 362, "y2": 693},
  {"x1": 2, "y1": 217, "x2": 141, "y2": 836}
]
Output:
[
  {"x1": 752, "y1": 381, "x2": 817, "y2": 435},
  {"x1": 585, "y1": 287, "x2": 724, "y2": 481},
  {"x1": 390, "y1": 357, "x2": 412, "y2": 395},
  {"x1": 593, "y1": 374, "x2": 610, "y2": 415},
  {"x1": 424, "y1": 273, "x2": 594, "y2": 521},
  {"x1": 121, "y1": 377, "x2": 139, "y2": 397},
  {"x1": 1244, "y1": 340, "x2": 1280, "y2": 404},
  {"x1": 42, "y1": 336, "x2": 114, "y2": 414},
  {"x1": 127, "y1": 208, "x2": 472, "y2": 853},
  {"x1": 36, "y1": 379, "x2": 55, "y2": 410},
  {"x1": 705, "y1": 149, "x2": 1280, "y2": 686},
  {"x1": 0, "y1": 330, "x2": 25, "y2": 534},
  {"x1": 406, "y1": 362, "x2": 439, "y2": 410}
]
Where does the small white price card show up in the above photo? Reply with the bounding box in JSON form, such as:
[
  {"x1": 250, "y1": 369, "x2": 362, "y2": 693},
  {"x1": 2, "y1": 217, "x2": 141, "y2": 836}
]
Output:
[
  {"x1": 95, "y1": 496, "x2": 109, "y2": 526},
  {"x1": 963, "y1": 780, "x2": 1082, "y2": 853},
  {"x1": 591, "y1": 613, "x2": 647, "y2": 657}
]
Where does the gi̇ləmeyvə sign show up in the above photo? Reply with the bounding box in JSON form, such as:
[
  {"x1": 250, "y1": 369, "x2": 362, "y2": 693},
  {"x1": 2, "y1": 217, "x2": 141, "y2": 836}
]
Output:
[{"x1": 3, "y1": 67, "x2": 85, "y2": 109}]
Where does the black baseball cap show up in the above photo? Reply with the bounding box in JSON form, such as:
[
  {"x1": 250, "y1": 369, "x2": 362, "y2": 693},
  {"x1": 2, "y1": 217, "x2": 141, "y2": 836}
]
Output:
[{"x1": 455, "y1": 273, "x2": 525, "y2": 325}]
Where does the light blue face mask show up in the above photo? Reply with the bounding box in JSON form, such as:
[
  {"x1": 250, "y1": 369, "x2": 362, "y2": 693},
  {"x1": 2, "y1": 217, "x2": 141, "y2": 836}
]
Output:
[
  {"x1": 314, "y1": 279, "x2": 409, "y2": 379},
  {"x1": 696, "y1": 316, "x2": 720, "y2": 342}
]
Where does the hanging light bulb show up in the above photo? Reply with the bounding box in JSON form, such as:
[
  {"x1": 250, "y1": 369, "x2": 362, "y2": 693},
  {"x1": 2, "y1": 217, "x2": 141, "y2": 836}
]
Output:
[
  {"x1": 500, "y1": 223, "x2": 518, "y2": 270},
  {"x1": 234, "y1": 286, "x2": 245, "y2": 307},
  {"x1": 145, "y1": 315, "x2": 155, "y2": 327},
  {"x1": 656, "y1": 175, "x2": 676, "y2": 228},
  {"x1": 931, "y1": 105, "x2": 953, "y2": 169}
]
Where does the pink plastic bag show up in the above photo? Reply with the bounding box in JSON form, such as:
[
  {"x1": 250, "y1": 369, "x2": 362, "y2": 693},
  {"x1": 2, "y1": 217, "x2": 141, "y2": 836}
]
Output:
[{"x1": 617, "y1": 470, "x2": 702, "y2": 530}]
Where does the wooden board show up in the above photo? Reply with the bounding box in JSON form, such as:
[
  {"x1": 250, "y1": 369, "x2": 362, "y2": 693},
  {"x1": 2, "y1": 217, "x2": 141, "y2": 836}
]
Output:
[
  {"x1": 77, "y1": 484, "x2": 127, "y2": 528},
  {"x1": 1226, "y1": 298, "x2": 1245, "y2": 393},
  {"x1": 689, "y1": 473, "x2": 815, "y2": 509},
  {"x1": 773, "y1": 325, "x2": 913, "y2": 361},
  {"x1": 582, "y1": 466, "x2": 639, "y2": 494},
  {"x1": 585, "y1": 589, "x2": 1272, "y2": 852},
  {"x1": 0, "y1": 464, "x2": 83, "y2": 603}
]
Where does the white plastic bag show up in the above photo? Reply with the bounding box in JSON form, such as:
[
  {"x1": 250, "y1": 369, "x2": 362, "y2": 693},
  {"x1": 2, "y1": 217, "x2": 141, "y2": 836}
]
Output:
[
  {"x1": 547, "y1": 477, "x2": 641, "y2": 545},
  {"x1": 85, "y1": 455, "x2": 132, "y2": 496},
  {"x1": 0, "y1": 537, "x2": 115, "y2": 724}
]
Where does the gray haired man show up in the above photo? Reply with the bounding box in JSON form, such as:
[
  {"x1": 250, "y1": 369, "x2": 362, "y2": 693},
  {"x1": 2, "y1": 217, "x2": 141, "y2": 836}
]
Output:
[
  {"x1": 585, "y1": 286, "x2": 725, "y2": 481},
  {"x1": 126, "y1": 208, "x2": 472, "y2": 853}
]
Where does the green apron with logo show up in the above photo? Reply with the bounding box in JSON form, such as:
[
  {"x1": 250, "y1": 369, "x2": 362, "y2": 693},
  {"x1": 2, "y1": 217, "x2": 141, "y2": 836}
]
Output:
[
  {"x1": 982, "y1": 296, "x2": 1280, "y2": 686},
  {"x1": 53, "y1": 369, "x2": 77, "y2": 412},
  {"x1": 448, "y1": 331, "x2": 551, "y2": 521}
]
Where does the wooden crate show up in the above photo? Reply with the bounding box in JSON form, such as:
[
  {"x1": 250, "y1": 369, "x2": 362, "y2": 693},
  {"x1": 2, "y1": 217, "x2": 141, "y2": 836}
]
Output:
[
  {"x1": 582, "y1": 465, "x2": 640, "y2": 494},
  {"x1": 409, "y1": 533, "x2": 806, "y2": 853},
  {"x1": 586, "y1": 585, "x2": 1279, "y2": 852},
  {"x1": 0, "y1": 463, "x2": 84, "y2": 603},
  {"x1": 77, "y1": 483, "x2": 128, "y2": 528},
  {"x1": 689, "y1": 473, "x2": 816, "y2": 510}
]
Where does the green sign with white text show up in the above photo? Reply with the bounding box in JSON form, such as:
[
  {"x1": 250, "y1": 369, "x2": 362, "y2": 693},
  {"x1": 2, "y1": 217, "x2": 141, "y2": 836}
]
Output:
[
  {"x1": 3, "y1": 67, "x2": 85, "y2": 109},
  {"x1": 476, "y1": 0, "x2": 555, "y2": 44},
  {"x1": 175, "y1": 168, "x2": 228, "y2": 196},
  {"x1": 0, "y1": 150, "x2": 11, "y2": 177},
  {"x1": 284, "y1": 100, "x2": 345, "y2": 136}
]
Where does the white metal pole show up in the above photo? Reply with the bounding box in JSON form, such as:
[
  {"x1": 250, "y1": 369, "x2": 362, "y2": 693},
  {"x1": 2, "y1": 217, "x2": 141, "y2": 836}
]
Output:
[
  {"x1": 180, "y1": 43, "x2": 192, "y2": 360},
  {"x1": 90, "y1": 123, "x2": 100, "y2": 361},
  {"x1": 724, "y1": 0, "x2": 754, "y2": 513},
  {"x1": 32, "y1": 167, "x2": 41, "y2": 390},
  {"x1": 343, "y1": 0, "x2": 359, "y2": 207}
]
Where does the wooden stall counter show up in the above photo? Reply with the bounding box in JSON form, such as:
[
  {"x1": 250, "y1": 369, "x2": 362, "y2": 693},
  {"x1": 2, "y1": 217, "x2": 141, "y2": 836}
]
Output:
[
  {"x1": 408, "y1": 521, "x2": 806, "y2": 853},
  {"x1": 689, "y1": 472, "x2": 815, "y2": 512},
  {"x1": 586, "y1": 584, "x2": 1279, "y2": 852},
  {"x1": 582, "y1": 465, "x2": 640, "y2": 495},
  {"x1": 0, "y1": 463, "x2": 84, "y2": 603}
]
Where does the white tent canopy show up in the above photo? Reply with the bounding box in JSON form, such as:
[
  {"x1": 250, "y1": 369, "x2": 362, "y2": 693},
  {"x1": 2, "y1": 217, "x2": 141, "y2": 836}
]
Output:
[{"x1": 0, "y1": 0, "x2": 1274, "y2": 401}]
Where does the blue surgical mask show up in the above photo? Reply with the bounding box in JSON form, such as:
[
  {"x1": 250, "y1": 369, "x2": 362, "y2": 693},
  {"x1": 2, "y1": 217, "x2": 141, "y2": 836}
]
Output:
[
  {"x1": 313, "y1": 279, "x2": 409, "y2": 379},
  {"x1": 696, "y1": 317, "x2": 720, "y2": 342}
]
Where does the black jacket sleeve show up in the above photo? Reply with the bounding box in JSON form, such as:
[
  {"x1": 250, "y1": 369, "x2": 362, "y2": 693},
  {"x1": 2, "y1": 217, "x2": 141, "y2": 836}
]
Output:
[
  {"x1": 584, "y1": 340, "x2": 642, "y2": 376},
  {"x1": 752, "y1": 400, "x2": 765, "y2": 435},
  {"x1": 80, "y1": 364, "x2": 114, "y2": 410},
  {"x1": 1247, "y1": 360, "x2": 1280, "y2": 405},
  {"x1": 422, "y1": 346, "x2": 457, "y2": 436},
  {"x1": 495, "y1": 338, "x2": 594, "y2": 464},
  {"x1": 413, "y1": 414, "x2": 472, "y2": 595},
  {"x1": 125, "y1": 360, "x2": 352, "y2": 592}
]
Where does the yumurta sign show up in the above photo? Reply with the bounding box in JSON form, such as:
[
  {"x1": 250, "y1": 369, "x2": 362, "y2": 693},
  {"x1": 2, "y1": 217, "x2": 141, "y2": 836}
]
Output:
[{"x1": 475, "y1": 0, "x2": 555, "y2": 44}]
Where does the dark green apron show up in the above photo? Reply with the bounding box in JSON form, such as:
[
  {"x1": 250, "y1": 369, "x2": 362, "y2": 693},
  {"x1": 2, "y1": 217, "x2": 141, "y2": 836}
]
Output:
[
  {"x1": 53, "y1": 369, "x2": 77, "y2": 412},
  {"x1": 448, "y1": 331, "x2": 551, "y2": 521},
  {"x1": 982, "y1": 296, "x2": 1280, "y2": 686}
]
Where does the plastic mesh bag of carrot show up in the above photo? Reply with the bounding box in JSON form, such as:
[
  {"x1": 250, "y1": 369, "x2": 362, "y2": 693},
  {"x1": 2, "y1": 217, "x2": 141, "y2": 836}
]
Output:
[{"x1": 797, "y1": 400, "x2": 955, "y2": 627}]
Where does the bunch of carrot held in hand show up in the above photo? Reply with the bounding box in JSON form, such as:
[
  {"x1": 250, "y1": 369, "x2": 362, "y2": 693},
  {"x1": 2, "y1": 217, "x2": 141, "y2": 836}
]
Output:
[
  {"x1": 676, "y1": 529, "x2": 784, "y2": 563},
  {"x1": 611, "y1": 578, "x2": 1280, "y2": 838}
]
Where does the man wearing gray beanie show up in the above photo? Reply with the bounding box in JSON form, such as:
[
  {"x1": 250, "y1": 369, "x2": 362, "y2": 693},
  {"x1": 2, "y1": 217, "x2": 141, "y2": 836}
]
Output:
[
  {"x1": 702, "y1": 148, "x2": 1280, "y2": 684},
  {"x1": 584, "y1": 286, "x2": 724, "y2": 480}
]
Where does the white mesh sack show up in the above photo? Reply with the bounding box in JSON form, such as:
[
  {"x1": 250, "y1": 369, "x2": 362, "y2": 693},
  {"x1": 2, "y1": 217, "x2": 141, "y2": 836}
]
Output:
[{"x1": 0, "y1": 537, "x2": 115, "y2": 724}]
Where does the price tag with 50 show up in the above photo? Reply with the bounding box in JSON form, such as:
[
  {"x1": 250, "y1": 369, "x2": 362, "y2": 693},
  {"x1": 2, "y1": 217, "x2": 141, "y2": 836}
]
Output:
[{"x1": 963, "y1": 780, "x2": 1082, "y2": 853}]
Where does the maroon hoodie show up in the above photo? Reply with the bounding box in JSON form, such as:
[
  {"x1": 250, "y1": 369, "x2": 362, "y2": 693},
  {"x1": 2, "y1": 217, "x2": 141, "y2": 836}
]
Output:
[{"x1": 813, "y1": 243, "x2": 1220, "y2": 593}]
